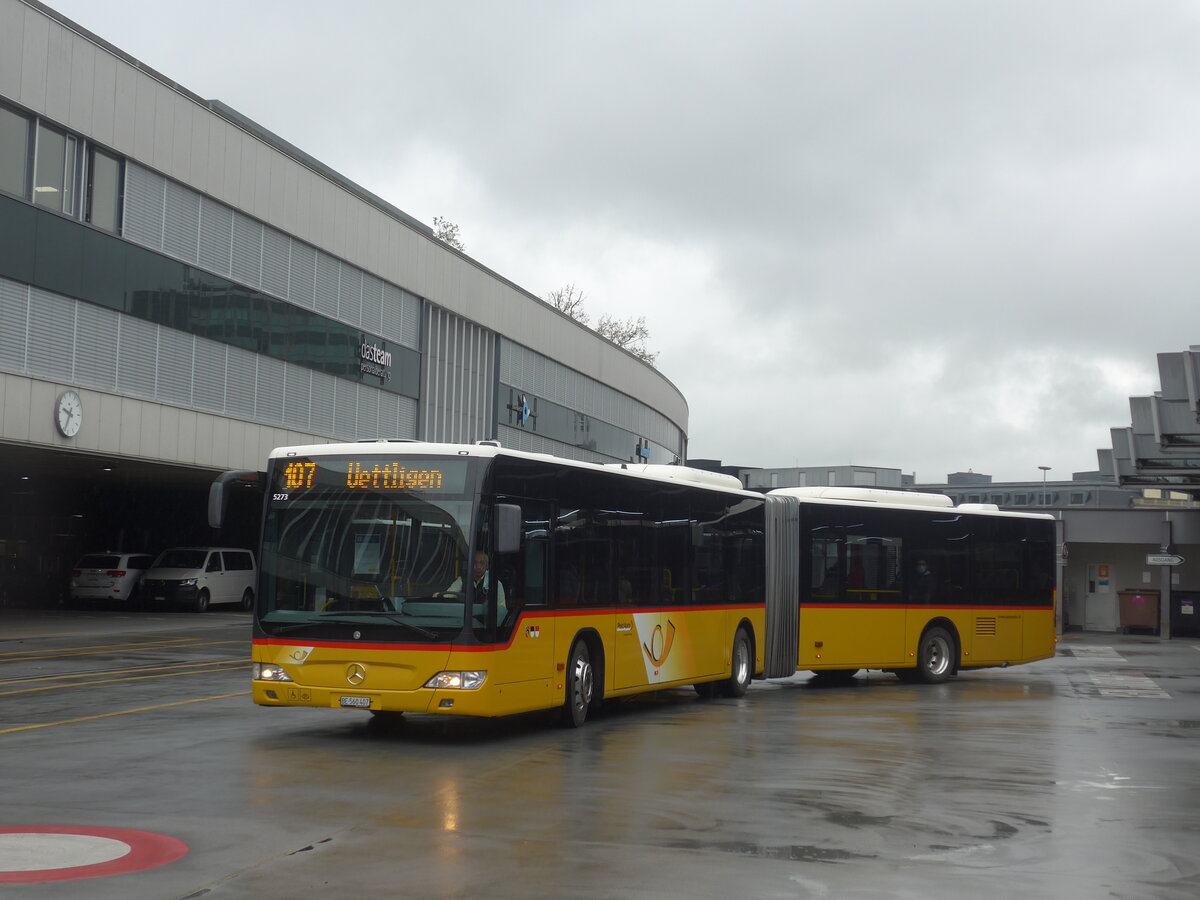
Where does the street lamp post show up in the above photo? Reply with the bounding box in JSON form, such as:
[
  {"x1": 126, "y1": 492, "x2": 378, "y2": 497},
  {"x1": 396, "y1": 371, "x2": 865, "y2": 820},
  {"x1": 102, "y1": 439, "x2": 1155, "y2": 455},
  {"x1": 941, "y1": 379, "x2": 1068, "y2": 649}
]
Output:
[{"x1": 1038, "y1": 465, "x2": 1051, "y2": 506}]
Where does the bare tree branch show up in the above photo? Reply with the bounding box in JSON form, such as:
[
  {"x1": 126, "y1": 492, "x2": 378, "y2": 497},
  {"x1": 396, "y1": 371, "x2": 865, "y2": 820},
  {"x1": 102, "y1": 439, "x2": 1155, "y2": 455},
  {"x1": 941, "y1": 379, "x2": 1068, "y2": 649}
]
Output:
[
  {"x1": 546, "y1": 283, "x2": 590, "y2": 326},
  {"x1": 433, "y1": 216, "x2": 465, "y2": 251}
]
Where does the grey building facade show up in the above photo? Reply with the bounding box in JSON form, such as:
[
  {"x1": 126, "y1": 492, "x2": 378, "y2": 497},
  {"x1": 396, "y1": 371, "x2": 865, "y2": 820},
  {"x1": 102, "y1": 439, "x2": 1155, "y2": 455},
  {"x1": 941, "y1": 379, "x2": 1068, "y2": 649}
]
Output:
[{"x1": 0, "y1": 0, "x2": 687, "y2": 598}]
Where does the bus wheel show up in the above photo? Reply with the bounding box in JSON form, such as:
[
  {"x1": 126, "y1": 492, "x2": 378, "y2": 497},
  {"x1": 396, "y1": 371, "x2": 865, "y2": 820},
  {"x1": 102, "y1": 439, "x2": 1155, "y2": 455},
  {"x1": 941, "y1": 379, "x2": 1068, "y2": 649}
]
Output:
[
  {"x1": 722, "y1": 628, "x2": 753, "y2": 698},
  {"x1": 563, "y1": 640, "x2": 594, "y2": 728},
  {"x1": 194, "y1": 589, "x2": 210, "y2": 613},
  {"x1": 913, "y1": 626, "x2": 955, "y2": 684}
]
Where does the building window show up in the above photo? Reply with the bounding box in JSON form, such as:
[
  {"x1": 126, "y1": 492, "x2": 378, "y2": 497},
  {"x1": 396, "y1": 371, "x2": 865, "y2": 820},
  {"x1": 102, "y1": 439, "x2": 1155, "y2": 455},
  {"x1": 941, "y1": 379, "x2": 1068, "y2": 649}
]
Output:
[
  {"x1": 0, "y1": 104, "x2": 30, "y2": 198},
  {"x1": 1069, "y1": 491, "x2": 1088, "y2": 505},
  {"x1": 34, "y1": 123, "x2": 78, "y2": 215},
  {"x1": 86, "y1": 147, "x2": 122, "y2": 233},
  {"x1": 827, "y1": 470, "x2": 837, "y2": 486}
]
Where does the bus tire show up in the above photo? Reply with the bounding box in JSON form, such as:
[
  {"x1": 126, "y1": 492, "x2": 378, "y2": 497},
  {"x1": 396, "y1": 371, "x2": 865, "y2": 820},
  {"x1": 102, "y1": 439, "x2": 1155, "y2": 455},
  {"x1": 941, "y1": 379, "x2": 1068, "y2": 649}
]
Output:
[
  {"x1": 912, "y1": 625, "x2": 956, "y2": 684},
  {"x1": 194, "y1": 589, "x2": 210, "y2": 613},
  {"x1": 563, "y1": 639, "x2": 595, "y2": 728},
  {"x1": 722, "y1": 628, "x2": 753, "y2": 698}
]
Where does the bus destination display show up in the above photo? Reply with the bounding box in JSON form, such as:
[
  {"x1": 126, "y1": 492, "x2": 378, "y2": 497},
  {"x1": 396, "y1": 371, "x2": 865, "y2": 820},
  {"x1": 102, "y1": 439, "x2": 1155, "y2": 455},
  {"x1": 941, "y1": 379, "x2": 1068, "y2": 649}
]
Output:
[{"x1": 275, "y1": 457, "x2": 469, "y2": 496}]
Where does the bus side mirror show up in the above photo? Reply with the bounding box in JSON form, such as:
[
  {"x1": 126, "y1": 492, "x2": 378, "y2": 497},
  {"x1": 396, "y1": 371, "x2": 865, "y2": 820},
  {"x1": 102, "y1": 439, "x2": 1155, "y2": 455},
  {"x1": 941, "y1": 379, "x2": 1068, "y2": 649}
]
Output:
[
  {"x1": 209, "y1": 470, "x2": 262, "y2": 529},
  {"x1": 495, "y1": 503, "x2": 523, "y2": 554}
]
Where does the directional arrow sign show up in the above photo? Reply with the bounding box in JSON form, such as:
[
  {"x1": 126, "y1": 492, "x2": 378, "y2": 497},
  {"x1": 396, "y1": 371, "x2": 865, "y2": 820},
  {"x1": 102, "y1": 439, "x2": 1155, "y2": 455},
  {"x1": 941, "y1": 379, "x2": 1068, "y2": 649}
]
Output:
[{"x1": 1146, "y1": 554, "x2": 1185, "y2": 566}]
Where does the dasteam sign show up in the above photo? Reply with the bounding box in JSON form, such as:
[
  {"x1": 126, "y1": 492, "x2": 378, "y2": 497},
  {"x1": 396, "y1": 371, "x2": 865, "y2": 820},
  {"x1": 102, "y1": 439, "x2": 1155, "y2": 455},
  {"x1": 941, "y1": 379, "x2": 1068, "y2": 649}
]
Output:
[{"x1": 359, "y1": 339, "x2": 392, "y2": 382}]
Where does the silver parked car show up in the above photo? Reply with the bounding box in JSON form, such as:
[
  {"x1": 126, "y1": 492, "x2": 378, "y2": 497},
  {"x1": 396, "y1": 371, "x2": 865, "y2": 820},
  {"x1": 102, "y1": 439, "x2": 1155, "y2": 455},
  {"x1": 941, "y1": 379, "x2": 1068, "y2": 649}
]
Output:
[{"x1": 69, "y1": 552, "x2": 156, "y2": 605}]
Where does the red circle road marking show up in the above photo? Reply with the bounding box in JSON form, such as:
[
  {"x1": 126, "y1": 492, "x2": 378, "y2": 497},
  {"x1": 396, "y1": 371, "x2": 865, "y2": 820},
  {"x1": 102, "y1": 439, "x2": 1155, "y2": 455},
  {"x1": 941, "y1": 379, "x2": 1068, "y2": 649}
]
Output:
[{"x1": 0, "y1": 826, "x2": 188, "y2": 883}]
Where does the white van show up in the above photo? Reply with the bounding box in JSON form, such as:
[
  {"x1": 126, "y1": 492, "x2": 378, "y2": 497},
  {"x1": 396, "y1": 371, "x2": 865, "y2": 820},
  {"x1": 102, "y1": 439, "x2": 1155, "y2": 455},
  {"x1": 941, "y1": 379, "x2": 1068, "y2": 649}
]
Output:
[{"x1": 141, "y1": 547, "x2": 256, "y2": 613}]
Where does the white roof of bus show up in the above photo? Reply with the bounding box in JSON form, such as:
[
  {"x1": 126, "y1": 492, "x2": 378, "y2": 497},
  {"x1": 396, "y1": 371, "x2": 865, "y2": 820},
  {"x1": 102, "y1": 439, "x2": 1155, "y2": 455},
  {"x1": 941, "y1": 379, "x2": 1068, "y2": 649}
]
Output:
[
  {"x1": 268, "y1": 441, "x2": 757, "y2": 496},
  {"x1": 768, "y1": 486, "x2": 1054, "y2": 520}
]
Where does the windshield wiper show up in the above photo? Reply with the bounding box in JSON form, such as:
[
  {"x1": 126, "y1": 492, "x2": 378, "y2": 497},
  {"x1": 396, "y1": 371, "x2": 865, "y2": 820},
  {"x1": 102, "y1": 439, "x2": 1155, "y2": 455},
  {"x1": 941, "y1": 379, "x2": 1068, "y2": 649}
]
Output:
[{"x1": 270, "y1": 614, "x2": 438, "y2": 640}]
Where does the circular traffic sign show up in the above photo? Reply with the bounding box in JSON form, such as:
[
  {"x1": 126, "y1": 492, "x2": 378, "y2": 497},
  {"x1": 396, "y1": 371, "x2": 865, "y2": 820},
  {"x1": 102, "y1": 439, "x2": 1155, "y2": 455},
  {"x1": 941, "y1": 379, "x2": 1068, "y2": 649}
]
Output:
[{"x1": 0, "y1": 826, "x2": 188, "y2": 884}]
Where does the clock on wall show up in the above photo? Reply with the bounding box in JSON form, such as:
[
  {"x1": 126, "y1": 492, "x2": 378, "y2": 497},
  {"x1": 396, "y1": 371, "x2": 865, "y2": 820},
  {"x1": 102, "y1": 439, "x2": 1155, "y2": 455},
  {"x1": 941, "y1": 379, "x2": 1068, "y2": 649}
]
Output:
[{"x1": 55, "y1": 390, "x2": 83, "y2": 438}]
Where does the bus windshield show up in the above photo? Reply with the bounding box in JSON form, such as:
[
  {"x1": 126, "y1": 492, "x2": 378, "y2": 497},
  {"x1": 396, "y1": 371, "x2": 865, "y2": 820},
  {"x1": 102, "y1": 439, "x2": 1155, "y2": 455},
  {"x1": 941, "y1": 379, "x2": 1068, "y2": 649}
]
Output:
[{"x1": 258, "y1": 455, "x2": 478, "y2": 641}]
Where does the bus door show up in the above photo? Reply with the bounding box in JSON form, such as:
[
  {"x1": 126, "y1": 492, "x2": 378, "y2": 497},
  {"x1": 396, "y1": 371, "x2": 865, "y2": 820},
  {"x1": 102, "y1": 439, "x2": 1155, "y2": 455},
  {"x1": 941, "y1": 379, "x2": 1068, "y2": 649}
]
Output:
[
  {"x1": 613, "y1": 514, "x2": 697, "y2": 690},
  {"x1": 486, "y1": 499, "x2": 555, "y2": 687}
]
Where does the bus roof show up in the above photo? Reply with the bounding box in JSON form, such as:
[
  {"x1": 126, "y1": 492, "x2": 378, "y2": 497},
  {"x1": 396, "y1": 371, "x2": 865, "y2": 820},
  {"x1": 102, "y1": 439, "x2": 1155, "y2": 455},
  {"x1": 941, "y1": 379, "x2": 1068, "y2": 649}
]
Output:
[
  {"x1": 267, "y1": 440, "x2": 758, "y2": 496},
  {"x1": 768, "y1": 486, "x2": 1055, "y2": 520}
]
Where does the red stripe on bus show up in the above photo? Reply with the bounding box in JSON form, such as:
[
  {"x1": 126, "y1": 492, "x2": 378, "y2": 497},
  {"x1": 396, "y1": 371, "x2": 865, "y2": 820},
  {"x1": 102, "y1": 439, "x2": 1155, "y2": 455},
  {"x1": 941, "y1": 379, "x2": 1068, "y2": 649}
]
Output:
[
  {"x1": 801, "y1": 603, "x2": 1053, "y2": 611},
  {"x1": 253, "y1": 602, "x2": 763, "y2": 653}
]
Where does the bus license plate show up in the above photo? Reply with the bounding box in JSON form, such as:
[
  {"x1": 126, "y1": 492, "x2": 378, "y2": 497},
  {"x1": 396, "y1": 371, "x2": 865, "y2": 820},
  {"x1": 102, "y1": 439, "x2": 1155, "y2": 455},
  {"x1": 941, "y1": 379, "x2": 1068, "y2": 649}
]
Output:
[{"x1": 340, "y1": 696, "x2": 371, "y2": 709}]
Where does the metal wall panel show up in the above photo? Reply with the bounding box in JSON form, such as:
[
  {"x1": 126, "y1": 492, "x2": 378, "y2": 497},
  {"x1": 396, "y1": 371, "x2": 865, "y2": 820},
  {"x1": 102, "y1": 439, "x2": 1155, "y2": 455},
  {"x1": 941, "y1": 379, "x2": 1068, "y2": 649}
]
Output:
[
  {"x1": 310, "y1": 370, "x2": 335, "y2": 434},
  {"x1": 156, "y1": 327, "x2": 193, "y2": 406},
  {"x1": 224, "y1": 347, "x2": 256, "y2": 420},
  {"x1": 66, "y1": 34, "x2": 95, "y2": 134},
  {"x1": 197, "y1": 196, "x2": 233, "y2": 276},
  {"x1": 356, "y1": 388, "x2": 379, "y2": 440},
  {"x1": 0, "y1": 278, "x2": 27, "y2": 372},
  {"x1": 333, "y1": 378, "x2": 356, "y2": 436},
  {"x1": 89, "y1": 50, "x2": 117, "y2": 147},
  {"x1": 192, "y1": 340, "x2": 226, "y2": 412},
  {"x1": 339, "y1": 263, "x2": 362, "y2": 327},
  {"x1": 162, "y1": 179, "x2": 200, "y2": 264},
  {"x1": 288, "y1": 241, "x2": 316, "y2": 309},
  {"x1": 74, "y1": 302, "x2": 118, "y2": 389},
  {"x1": 255, "y1": 355, "x2": 285, "y2": 425},
  {"x1": 261, "y1": 226, "x2": 290, "y2": 299},
  {"x1": 115, "y1": 315, "x2": 158, "y2": 399},
  {"x1": 26, "y1": 288, "x2": 74, "y2": 381},
  {"x1": 423, "y1": 306, "x2": 494, "y2": 444},
  {"x1": 230, "y1": 211, "x2": 262, "y2": 287},
  {"x1": 18, "y1": 10, "x2": 49, "y2": 112},
  {"x1": 282, "y1": 366, "x2": 311, "y2": 431},
  {"x1": 123, "y1": 163, "x2": 164, "y2": 250},
  {"x1": 0, "y1": 2, "x2": 24, "y2": 104},
  {"x1": 314, "y1": 252, "x2": 339, "y2": 319}
]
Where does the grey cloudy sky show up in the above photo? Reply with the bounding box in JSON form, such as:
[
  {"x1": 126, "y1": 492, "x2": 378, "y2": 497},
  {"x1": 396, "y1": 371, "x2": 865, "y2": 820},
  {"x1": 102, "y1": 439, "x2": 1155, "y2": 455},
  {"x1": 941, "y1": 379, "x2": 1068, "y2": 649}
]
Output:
[{"x1": 47, "y1": 0, "x2": 1200, "y2": 481}]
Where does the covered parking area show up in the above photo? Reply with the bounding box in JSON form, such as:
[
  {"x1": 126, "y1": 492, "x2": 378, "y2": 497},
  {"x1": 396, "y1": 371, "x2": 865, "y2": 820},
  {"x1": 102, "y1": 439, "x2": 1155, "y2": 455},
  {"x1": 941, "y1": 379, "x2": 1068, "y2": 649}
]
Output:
[{"x1": 0, "y1": 443, "x2": 260, "y2": 608}]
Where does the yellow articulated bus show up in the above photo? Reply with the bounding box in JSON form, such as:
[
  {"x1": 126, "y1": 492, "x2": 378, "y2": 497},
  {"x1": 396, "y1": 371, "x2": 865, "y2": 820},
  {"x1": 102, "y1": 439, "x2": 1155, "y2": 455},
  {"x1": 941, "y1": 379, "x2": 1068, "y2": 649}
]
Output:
[
  {"x1": 760, "y1": 487, "x2": 1058, "y2": 684},
  {"x1": 210, "y1": 442, "x2": 766, "y2": 727},
  {"x1": 210, "y1": 445, "x2": 1056, "y2": 727}
]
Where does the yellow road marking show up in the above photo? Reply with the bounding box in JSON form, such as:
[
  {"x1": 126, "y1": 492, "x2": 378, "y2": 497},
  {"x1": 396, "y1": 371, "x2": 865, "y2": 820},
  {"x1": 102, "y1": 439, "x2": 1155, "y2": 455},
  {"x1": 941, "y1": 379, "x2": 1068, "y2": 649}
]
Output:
[
  {"x1": 0, "y1": 663, "x2": 250, "y2": 697},
  {"x1": 0, "y1": 691, "x2": 252, "y2": 735},
  {"x1": 0, "y1": 658, "x2": 250, "y2": 686},
  {"x1": 0, "y1": 639, "x2": 247, "y2": 664},
  {"x1": 0, "y1": 637, "x2": 212, "y2": 655}
]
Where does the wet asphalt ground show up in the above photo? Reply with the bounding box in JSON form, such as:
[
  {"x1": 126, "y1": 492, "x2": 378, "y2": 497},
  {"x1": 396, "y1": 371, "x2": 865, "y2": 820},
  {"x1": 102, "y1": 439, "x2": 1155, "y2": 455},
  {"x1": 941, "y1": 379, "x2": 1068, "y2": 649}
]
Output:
[{"x1": 1, "y1": 609, "x2": 1198, "y2": 899}]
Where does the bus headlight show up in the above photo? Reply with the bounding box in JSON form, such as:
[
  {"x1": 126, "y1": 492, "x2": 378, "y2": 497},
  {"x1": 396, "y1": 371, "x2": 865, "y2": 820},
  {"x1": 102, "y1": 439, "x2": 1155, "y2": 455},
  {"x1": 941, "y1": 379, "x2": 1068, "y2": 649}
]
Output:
[
  {"x1": 253, "y1": 663, "x2": 293, "y2": 682},
  {"x1": 424, "y1": 671, "x2": 487, "y2": 690}
]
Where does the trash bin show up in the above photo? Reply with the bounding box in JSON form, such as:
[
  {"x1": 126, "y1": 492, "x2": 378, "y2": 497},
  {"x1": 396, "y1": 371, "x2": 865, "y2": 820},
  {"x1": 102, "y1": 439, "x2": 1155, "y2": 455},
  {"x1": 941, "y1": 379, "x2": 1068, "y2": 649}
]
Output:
[
  {"x1": 1118, "y1": 589, "x2": 1160, "y2": 634},
  {"x1": 1173, "y1": 590, "x2": 1200, "y2": 638}
]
